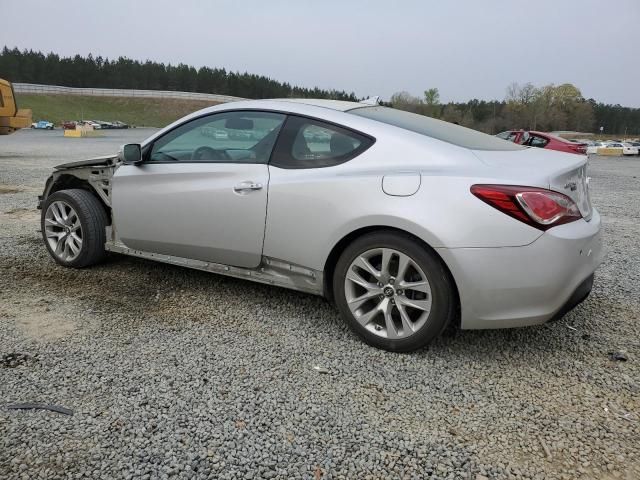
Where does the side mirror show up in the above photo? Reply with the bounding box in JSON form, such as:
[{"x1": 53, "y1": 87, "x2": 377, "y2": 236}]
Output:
[{"x1": 121, "y1": 143, "x2": 142, "y2": 165}]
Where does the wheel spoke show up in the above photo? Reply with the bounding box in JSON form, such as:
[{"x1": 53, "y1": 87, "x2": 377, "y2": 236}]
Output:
[
  {"x1": 58, "y1": 203, "x2": 69, "y2": 223},
  {"x1": 63, "y1": 241, "x2": 72, "y2": 260},
  {"x1": 355, "y1": 303, "x2": 382, "y2": 327},
  {"x1": 45, "y1": 218, "x2": 63, "y2": 228},
  {"x1": 397, "y1": 296, "x2": 431, "y2": 312},
  {"x1": 397, "y1": 304, "x2": 416, "y2": 334},
  {"x1": 50, "y1": 203, "x2": 65, "y2": 225},
  {"x1": 380, "y1": 248, "x2": 393, "y2": 277},
  {"x1": 352, "y1": 255, "x2": 381, "y2": 279},
  {"x1": 67, "y1": 237, "x2": 80, "y2": 255},
  {"x1": 383, "y1": 301, "x2": 399, "y2": 339},
  {"x1": 398, "y1": 280, "x2": 430, "y2": 293},
  {"x1": 348, "y1": 290, "x2": 381, "y2": 310},
  {"x1": 346, "y1": 269, "x2": 378, "y2": 291},
  {"x1": 70, "y1": 232, "x2": 82, "y2": 246},
  {"x1": 54, "y1": 236, "x2": 65, "y2": 255},
  {"x1": 396, "y1": 253, "x2": 412, "y2": 281}
]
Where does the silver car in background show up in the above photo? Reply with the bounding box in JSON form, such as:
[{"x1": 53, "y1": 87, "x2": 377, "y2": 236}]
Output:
[{"x1": 38, "y1": 99, "x2": 604, "y2": 351}]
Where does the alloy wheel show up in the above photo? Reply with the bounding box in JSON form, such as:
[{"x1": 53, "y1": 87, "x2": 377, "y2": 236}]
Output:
[
  {"x1": 344, "y1": 248, "x2": 433, "y2": 339},
  {"x1": 44, "y1": 201, "x2": 83, "y2": 262}
]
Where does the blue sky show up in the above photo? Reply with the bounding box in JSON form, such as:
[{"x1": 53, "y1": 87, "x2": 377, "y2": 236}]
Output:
[{"x1": 2, "y1": 0, "x2": 639, "y2": 106}]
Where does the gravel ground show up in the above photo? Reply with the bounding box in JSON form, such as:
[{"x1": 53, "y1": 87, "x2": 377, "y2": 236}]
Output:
[{"x1": 1, "y1": 129, "x2": 639, "y2": 480}]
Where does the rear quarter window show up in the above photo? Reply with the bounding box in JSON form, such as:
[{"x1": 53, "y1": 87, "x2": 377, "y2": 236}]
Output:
[
  {"x1": 270, "y1": 116, "x2": 374, "y2": 169},
  {"x1": 349, "y1": 106, "x2": 524, "y2": 151}
]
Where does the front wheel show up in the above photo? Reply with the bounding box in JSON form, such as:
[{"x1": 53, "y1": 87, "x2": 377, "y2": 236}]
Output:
[
  {"x1": 333, "y1": 232, "x2": 456, "y2": 352},
  {"x1": 41, "y1": 189, "x2": 108, "y2": 268}
]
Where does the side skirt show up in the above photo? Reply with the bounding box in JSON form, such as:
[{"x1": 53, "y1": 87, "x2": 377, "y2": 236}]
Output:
[{"x1": 104, "y1": 239, "x2": 324, "y2": 296}]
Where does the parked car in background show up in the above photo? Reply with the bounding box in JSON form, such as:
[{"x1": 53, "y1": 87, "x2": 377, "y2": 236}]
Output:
[
  {"x1": 31, "y1": 120, "x2": 54, "y2": 130},
  {"x1": 606, "y1": 142, "x2": 639, "y2": 156},
  {"x1": 496, "y1": 130, "x2": 587, "y2": 155},
  {"x1": 80, "y1": 120, "x2": 101, "y2": 129},
  {"x1": 62, "y1": 121, "x2": 77, "y2": 130},
  {"x1": 111, "y1": 121, "x2": 129, "y2": 129},
  {"x1": 38, "y1": 99, "x2": 603, "y2": 352},
  {"x1": 586, "y1": 141, "x2": 608, "y2": 155},
  {"x1": 627, "y1": 141, "x2": 640, "y2": 154},
  {"x1": 89, "y1": 120, "x2": 111, "y2": 129}
]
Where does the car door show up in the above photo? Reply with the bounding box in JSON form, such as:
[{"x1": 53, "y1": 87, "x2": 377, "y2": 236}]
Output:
[
  {"x1": 263, "y1": 115, "x2": 375, "y2": 269},
  {"x1": 111, "y1": 110, "x2": 286, "y2": 268}
]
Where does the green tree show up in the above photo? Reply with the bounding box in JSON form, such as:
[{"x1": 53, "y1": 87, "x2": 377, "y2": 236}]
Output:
[{"x1": 424, "y1": 88, "x2": 440, "y2": 105}]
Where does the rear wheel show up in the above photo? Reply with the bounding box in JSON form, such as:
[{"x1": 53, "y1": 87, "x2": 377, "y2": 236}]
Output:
[
  {"x1": 41, "y1": 189, "x2": 108, "y2": 268},
  {"x1": 333, "y1": 232, "x2": 455, "y2": 352}
]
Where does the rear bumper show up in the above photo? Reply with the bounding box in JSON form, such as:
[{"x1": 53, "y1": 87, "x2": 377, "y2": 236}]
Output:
[
  {"x1": 549, "y1": 273, "x2": 593, "y2": 322},
  {"x1": 436, "y1": 209, "x2": 604, "y2": 329}
]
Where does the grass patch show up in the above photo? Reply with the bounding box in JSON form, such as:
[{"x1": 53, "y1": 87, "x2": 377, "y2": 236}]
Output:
[{"x1": 16, "y1": 94, "x2": 221, "y2": 128}]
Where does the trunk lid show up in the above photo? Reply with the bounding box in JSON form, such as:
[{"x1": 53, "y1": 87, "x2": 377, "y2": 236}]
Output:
[{"x1": 472, "y1": 147, "x2": 592, "y2": 220}]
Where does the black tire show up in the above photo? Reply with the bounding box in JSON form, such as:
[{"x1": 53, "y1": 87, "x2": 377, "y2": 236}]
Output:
[
  {"x1": 333, "y1": 231, "x2": 456, "y2": 352},
  {"x1": 41, "y1": 189, "x2": 108, "y2": 268}
]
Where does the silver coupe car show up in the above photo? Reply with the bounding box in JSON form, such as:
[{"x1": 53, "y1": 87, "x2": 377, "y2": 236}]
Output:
[{"x1": 38, "y1": 99, "x2": 604, "y2": 351}]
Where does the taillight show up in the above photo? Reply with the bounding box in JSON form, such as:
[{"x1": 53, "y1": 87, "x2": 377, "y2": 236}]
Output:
[
  {"x1": 568, "y1": 144, "x2": 587, "y2": 154},
  {"x1": 471, "y1": 184, "x2": 582, "y2": 230}
]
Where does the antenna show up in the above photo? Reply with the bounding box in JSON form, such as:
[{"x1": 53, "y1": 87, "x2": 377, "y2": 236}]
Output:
[{"x1": 359, "y1": 96, "x2": 380, "y2": 106}]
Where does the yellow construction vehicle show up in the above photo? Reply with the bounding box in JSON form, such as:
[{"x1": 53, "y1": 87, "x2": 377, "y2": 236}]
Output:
[{"x1": 0, "y1": 79, "x2": 32, "y2": 135}]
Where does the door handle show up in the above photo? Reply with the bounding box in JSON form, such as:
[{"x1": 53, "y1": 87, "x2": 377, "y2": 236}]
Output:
[{"x1": 233, "y1": 181, "x2": 263, "y2": 194}]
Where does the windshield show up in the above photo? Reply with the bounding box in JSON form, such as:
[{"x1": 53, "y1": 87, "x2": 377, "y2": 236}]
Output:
[{"x1": 348, "y1": 106, "x2": 524, "y2": 151}]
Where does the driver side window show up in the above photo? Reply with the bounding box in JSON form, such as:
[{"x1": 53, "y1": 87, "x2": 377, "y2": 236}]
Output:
[{"x1": 149, "y1": 111, "x2": 286, "y2": 163}]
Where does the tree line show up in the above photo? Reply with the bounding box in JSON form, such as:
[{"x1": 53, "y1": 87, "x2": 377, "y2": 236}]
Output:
[
  {"x1": 1, "y1": 47, "x2": 638, "y2": 135},
  {"x1": 390, "y1": 84, "x2": 640, "y2": 136},
  {"x1": 0, "y1": 47, "x2": 358, "y2": 101}
]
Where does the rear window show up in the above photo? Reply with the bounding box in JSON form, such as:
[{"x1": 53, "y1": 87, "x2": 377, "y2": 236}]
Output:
[{"x1": 349, "y1": 106, "x2": 524, "y2": 151}]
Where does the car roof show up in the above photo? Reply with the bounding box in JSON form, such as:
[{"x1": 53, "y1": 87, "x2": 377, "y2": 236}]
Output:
[
  {"x1": 141, "y1": 98, "x2": 372, "y2": 147},
  {"x1": 261, "y1": 98, "x2": 363, "y2": 111},
  {"x1": 159, "y1": 98, "x2": 364, "y2": 127}
]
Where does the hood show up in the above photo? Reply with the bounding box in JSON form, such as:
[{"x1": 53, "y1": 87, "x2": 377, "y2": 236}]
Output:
[{"x1": 54, "y1": 154, "x2": 117, "y2": 170}]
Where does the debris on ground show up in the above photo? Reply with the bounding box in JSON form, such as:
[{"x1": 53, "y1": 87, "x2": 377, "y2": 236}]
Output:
[
  {"x1": 539, "y1": 436, "x2": 553, "y2": 460},
  {"x1": 1, "y1": 353, "x2": 31, "y2": 368},
  {"x1": 609, "y1": 351, "x2": 629, "y2": 362},
  {"x1": 6, "y1": 403, "x2": 74, "y2": 416}
]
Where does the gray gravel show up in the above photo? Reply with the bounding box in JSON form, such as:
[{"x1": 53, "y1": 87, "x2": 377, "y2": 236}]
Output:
[{"x1": 1, "y1": 129, "x2": 639, "y2": 479}]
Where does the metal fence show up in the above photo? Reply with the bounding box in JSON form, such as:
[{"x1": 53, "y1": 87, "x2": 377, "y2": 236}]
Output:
[{"x1": 12, "y1": 83, "x2": 245, "y2": 103}]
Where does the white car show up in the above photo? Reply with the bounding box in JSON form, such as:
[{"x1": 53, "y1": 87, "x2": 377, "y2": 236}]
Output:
[
  {"x1": 607, "y1": 142, "x2": 639, "y2": 156},
  {"x1": 586, "y1": 141, "x2": 607, "y2": 155},
  {"x1": 82, "y1": 120, "x2": 102, "y2": 130}
]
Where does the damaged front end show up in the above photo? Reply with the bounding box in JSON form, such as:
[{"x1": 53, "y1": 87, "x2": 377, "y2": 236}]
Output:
[{"x1": 37, "y1": 154, "x2": 119, "y2": 211}]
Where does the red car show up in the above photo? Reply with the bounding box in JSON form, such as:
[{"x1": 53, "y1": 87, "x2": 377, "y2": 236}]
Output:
[
  {"x1": 62, "y1": 121, "x2": 77, "y2": 130},
  {"x1": 496, "y1": 130, "x2": 587, "y2": 155}
]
